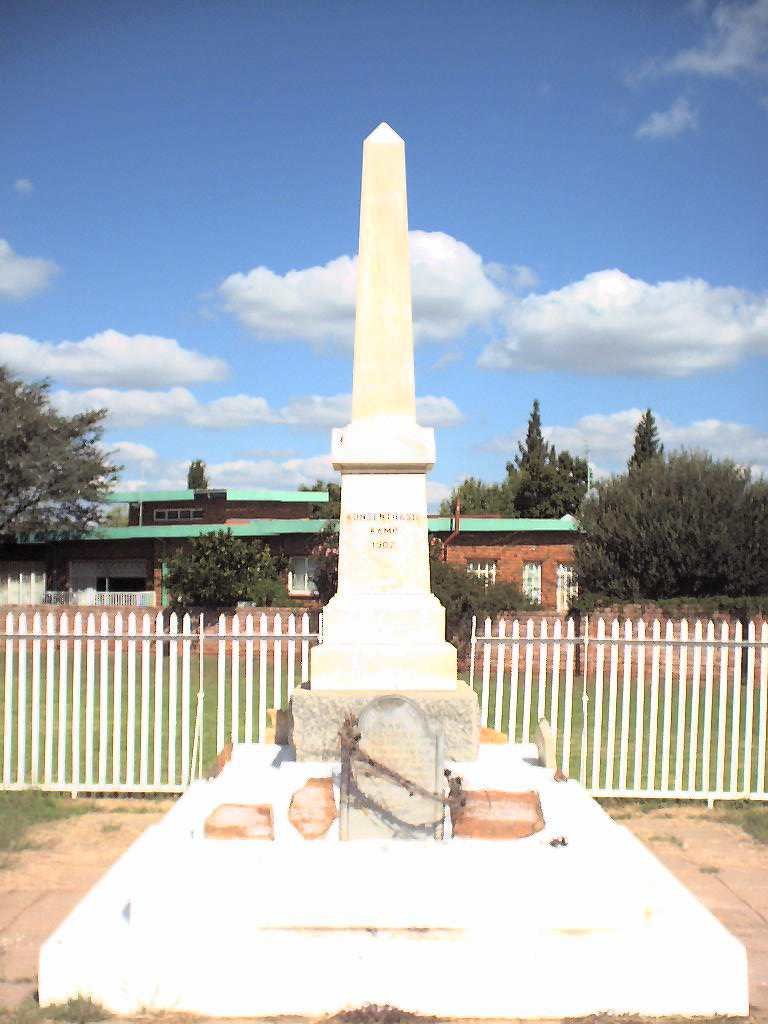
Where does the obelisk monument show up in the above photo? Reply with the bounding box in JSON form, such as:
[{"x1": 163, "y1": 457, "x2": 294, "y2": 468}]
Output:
[{"x1": 309, "y1": 123, "x2": 458, "y2": 692}]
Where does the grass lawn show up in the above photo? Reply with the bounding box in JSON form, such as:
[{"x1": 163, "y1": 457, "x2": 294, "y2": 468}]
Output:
[{"x1": 0, "y1": 790, "x2": 89, "y2": 867}]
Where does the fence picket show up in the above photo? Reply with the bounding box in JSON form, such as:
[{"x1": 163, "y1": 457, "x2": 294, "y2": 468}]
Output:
[
  {"x1": 758, "y1": 623, "x2": 768, "y2": 795},
  {"x1": 44, "y1": 613, "x2": 55, "y2": 785},
  {"x1": 729, "y1": 621, "x2": 743, "y2": 793},
  {"x1": 230, "y1": 616, "x2": 240, "y2": 744},
  {"x1": 632, "y1": 620, "x2": 645, "y2": 790},
  {"x1": 604, "y1": 618, "x2": 619, "y2": 790},
  {"x1": 646, "y1": 620, "x2": 661, "y2": 791},
  {"x1": 507, "y1": 620, "x2": 520, "y2": 741},
  {"x1": 168, "y1": 613, "x2": 179, "y2": 785},
  {"x1": 480, "y1": 616, "x2": 492, "y2": 727},
  {"x1": 113, "y1": 613, "x2": 123, "y2": 785},
  {"x1": 561, "y1": 618, "x2": 575, "y2": 775},
  {"x1": 84, "y1": 613, "x2": 96, "y2": 786},
  {"x1": 72, "y1": 614, "x2": 83, "y2": 790},
  {"x1": 98, "y1": 613, "x2": 109, "y2": 786},
  {"x1": 258, "y1": 613, "x2": 268, "y2": 741},
  {"x1": 181, "y1": 614, "x2": 191, "y2": 785},
  {"x1": 701, "y1": 620, "x2": 715, "y2": 794},
  {"x1": 522, "y1": 619, "x2": 534, "y2": 742},
  {"x1": 17, "y1": 613, "x2": 27, "y2": 783},
  {"x1": 287, "y1": 614, "x2": 296, "y2": 701},
  {"x1": 660, "y1": 621, "x2": 674, "y2": 792},
  {"x1": 688, "y1": 621, "x2": 702, "y2": 793},
  {"x1": 273, "y1": 613, "x2": 283, "y2": 715},
  {"x1": 493, "y1": 619, "x2": 506, "y2": 733},
  {"x1": 537, "y1": 619, "x2": 548, "y2": 725},
  {"x1": 300, "y1": 612, "x2": 310, "y2": 684},
  {"x1": 217, "y1": 614, "x2": 226, "y2": 754},
  {"x1": 126, "y1": 614, "x2": 137, "y2": 785},
  {"x1": 550, "y1": 620, "x2": 561, "y2": 745},
  {"x1": 715, "y1": 622, "x2": 729, "y2": 795},
  {"x1": 244, "y1": 615, "x2": 254, "y2": 744},
  {"x1": 618, "y1": 619, "x2": 632, "y2": 791},
  {"x1": 57, "y1": 614, "x2": 68, "y2": 785},
  {"x1": 139, "y1": 614, "x2": 151, "y2": 786},
  {"x1": 743, "y1": 620, "x2": 756, "y2": 795},
  {"x1": 3, "y1": 613, "x2": 13, "y2": 785},
  {"x1": 153, "y1": 613, "x2": 165, "y2": 786},
  {"x1": 673, "y1": 620, "x2": 689, "y2": 793},
  {"x1": 31, "y1": 612, "x2": 41, "y2": 784},
  {"x1": 590, "y1": 618, "x2": 606, "y2": 790}
]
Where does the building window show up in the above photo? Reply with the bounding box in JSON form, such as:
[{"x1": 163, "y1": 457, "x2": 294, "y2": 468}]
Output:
[
  {"x1": 556, "y1": 563, "x2": 578, "y2": 613},
  {"x1": 522, "y1": 562, "x2": 542, "y2": 605},
  {"x1": 288, "y1": 556, "x2": 319, "y2": 596},
  {"x1": 154, "y1": 508, "x2": 203, "y2": 522},
  {"x1": 466, "y1": 559, "x2": 497, "y2": 587}
]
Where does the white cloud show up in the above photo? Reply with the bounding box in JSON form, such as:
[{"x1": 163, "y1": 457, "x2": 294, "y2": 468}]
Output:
[
  {"x1": 110, "y1": 441, "x2": 159, "y2": 464},
  {"x1": 486, "y1": 262, "x2": 539, "y2": 291},
  {"x1": 636, "y1": 97, "x2": 698, "y2": 139},
  {"x1": 218, "y1": 230, "x2": 504, "y2": 344},
  {"x1": 113, "y1": 453, "x2": 336, "y2": 494},
  {"x1": 13, "y1": 178, "x2": 34, "y2": 196},
  {"x1": 0, "y1": 238, "x2": 59, "y2": 300},
  {"x1": 0, "y1": 329, "x2": 228, "y2": 387},
  {"x1": 52, "y1": 387, "x2": 463, "y2": 430},
  {"x1": 484, "y1": 408, "x2": 768, "y2": 477},
  {"x1": 478, "y1": 269, "x2": 768, "y2": 377},
  {"x1": 426, "y1": 479, "x2": 452, "y2": 506},
  {"x1": 665, "y1": 0, "x2": 768, "y2": 77}
]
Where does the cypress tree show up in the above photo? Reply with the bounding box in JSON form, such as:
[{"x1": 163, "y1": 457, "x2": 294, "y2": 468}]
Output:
[{"x1": 628, "y1": 409, "x2": 663, "y2": 472}]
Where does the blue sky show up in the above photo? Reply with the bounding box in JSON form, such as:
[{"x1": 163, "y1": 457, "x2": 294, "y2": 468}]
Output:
[{"x1": 2, "y1": 0, "x2": 767, "y2": 505}]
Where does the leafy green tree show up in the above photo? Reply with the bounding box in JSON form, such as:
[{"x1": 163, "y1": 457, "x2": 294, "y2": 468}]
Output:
[
  {"x1": 309, "y1": 522, "x2": 339, "y2": 603},
  {"x1": 186, "y1": 459, "x2": 209, "y2": 490},
  {"x1": 0, "y1": 367, "x2": 118, "y2": 538},
  {"x1": 576, "y1": 452, "x2": 768, "y2": 602},
  {"x1": 166, "y1": 530, "x2": 287, "y2": 608},
  {"x1": 628, "y1": 409, "x2": 663, "y2": 473},
  {"x1": 438, "y1": 476, "x2": 517, "y2": 516},
  {"x1": 507, "y1": 400, "x2": 588, "y2": 517},
  {"x1": 300, "y1": 479, "x2": 341, "y2": 518},
  {"x1": 430, "y1": 549, "x2": 531, "y2": 653}
]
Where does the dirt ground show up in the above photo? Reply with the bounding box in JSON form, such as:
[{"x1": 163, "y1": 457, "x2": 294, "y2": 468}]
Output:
[{"x1": 0, "y1": 799, "x2": 766, "y2": 1022}]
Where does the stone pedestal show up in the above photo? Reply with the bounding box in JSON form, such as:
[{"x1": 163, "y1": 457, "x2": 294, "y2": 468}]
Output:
[{"x1": 290, "y1": 681, "x2": 480, "y2": 761}]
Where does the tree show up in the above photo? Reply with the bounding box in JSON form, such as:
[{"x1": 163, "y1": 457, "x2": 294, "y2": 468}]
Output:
[
  {"x1": 506, "y1": 400, "x2": 588, "y2": 518},
  {"x1": 628, "y1": 409, "x2": 663, "y2": 473},
  {"x1": 576, "y1": 452, "x2": 768, "y2": 602},
  {"x1": 186, "y1": 459, "x2": 208, "y2": 490},
  {"x1": 0, "y1": 367, "x2": 118, "y2": 538},
  {"x1": 309, "y1": 522, "x2": 339, "y2": 603},
  {"x1": 300, "y1": 479, "x2": 341, "y2": 518},
  {"x1": 438, "y1": 476, "x2": 517, "y2": 516},
  {"x1": 166, "y1": 530, "x2": 287, "y2": 608}
]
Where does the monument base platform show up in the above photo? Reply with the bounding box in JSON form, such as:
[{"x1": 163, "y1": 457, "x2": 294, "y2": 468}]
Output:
[
  {"x1": 291, "y1": 680, "x2": 480, "y2": 761},
  {"x1": 39, "y1": 743, "x2": 748, "y2": 1019}
]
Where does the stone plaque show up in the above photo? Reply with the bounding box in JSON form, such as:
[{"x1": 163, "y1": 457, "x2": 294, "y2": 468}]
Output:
[{"x1": 340, "y1": 696, "x2": 444, "y2": 840}]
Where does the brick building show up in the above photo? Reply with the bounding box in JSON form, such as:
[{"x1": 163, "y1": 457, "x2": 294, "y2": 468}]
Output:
[{"x1": 0, "y1": 489, "x2": 578, "y2": 610}]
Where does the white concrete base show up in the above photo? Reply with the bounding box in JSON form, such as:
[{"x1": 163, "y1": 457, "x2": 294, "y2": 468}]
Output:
[{"x1": 39, "y1": 744, "x2": 749, "y2": 1018}]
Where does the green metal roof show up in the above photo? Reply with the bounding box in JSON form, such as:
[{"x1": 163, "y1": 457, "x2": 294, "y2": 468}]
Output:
[
  {"x1": 81, "y1": 520, "x2": 331, "y2": 540},
  {"x1": 427, "y1": 514, "x2": 578, "y2": 533},
  {"x1": 106, "y1": 489, "x2": 329, "y2": 504}
]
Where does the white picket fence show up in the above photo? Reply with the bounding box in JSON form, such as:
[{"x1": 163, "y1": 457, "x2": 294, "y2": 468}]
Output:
[
  {"x1": 469, "y1": 615, "x2": 768, "y2": 803},
  {"x1": 2, "y1": 611, "x2": 767, "y2": 801},
  {"x1": 0, "y1": 611, "x2": 320, "y2": 794}
]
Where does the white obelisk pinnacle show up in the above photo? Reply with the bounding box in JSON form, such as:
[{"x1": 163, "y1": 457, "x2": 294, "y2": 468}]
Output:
[{"x1": 310, "y1": 123, "x2": 458, "y2": 692}]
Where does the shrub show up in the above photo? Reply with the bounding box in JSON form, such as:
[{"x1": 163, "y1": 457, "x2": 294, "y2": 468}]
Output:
[{"x1": 166, "y1": 530, "x2": 287, "y2": 609}]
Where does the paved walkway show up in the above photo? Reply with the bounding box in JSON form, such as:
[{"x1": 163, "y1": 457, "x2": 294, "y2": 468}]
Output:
[{"x1": 0, "y1": 799, "x2": 766, "y2": 1020}]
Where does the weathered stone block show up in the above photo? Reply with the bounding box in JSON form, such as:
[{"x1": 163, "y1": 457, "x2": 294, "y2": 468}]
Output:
[
  {"x1": 203, "y1": 803, "x2": 274, "y2": 840},
  {"x1": 288, "y1": 778, "x2": 337, "y2": 839},
  {"x1": 290, "y1": 680, "x2": 480, "y2": 761},
  {"x1": 451, "y1": 789, "x2": 544, "y2": 840}
]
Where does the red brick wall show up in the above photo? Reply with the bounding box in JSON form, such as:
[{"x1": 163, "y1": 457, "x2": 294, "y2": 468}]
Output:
[{"x1": 444, "y1": 532, "x2": 576, "y2": 608}]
